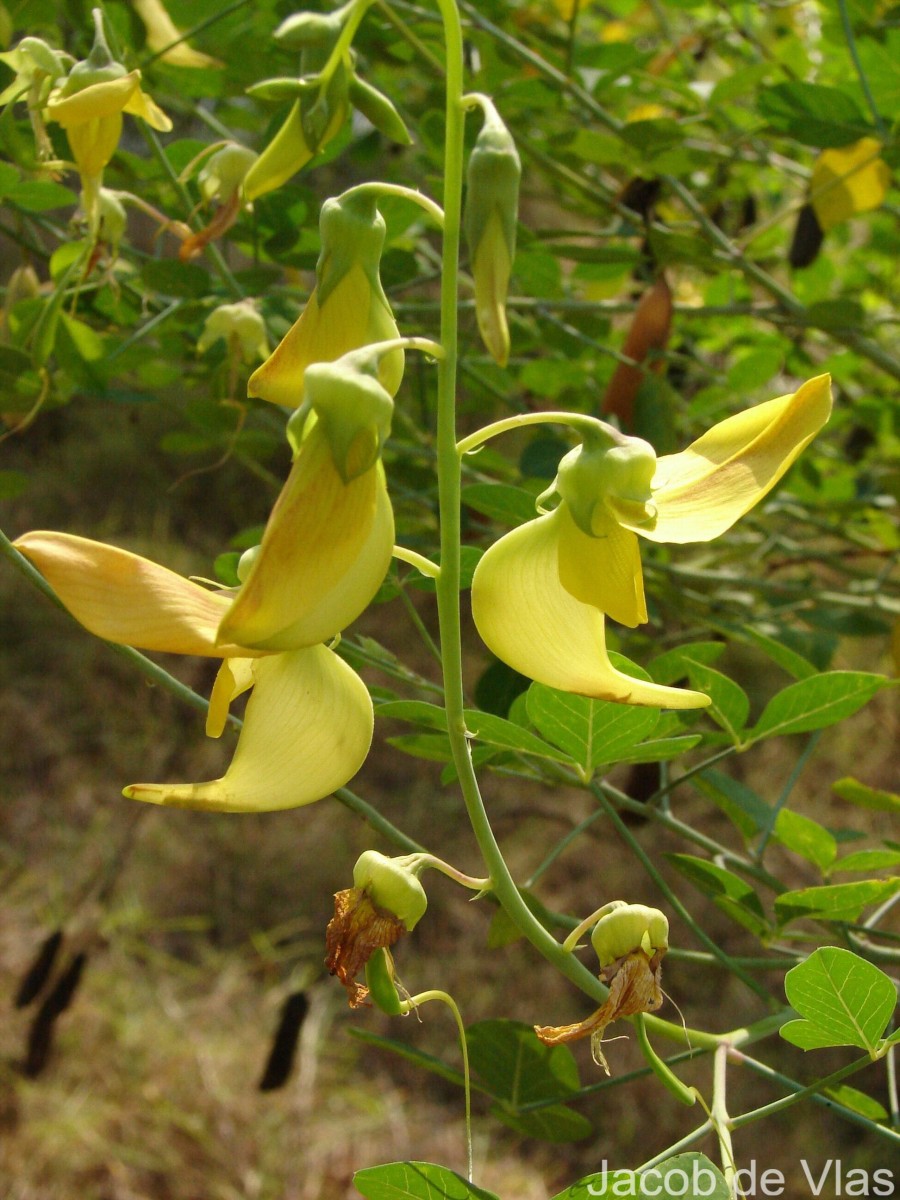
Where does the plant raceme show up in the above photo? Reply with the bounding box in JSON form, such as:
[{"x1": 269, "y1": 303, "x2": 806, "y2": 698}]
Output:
[
  {"x1": 14, "y1": 346, "x2": 400, "y2": 814},
  {"x1": 470, "y1": 374, "x2": 832, "y2": 706}
]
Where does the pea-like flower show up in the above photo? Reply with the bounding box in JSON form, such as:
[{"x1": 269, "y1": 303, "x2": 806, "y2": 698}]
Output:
[
  {"x1": 471, "y1": 375, "x2": 832, "y2": 707},
  {"x1": 11, "y1": 346, "x2": 403, "y2": 810}
]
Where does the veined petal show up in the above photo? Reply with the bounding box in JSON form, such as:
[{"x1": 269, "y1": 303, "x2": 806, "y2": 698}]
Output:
[
  {"x1": 632, "y1": 375, "x2": 832, "y2": 544},
  {"x1": 557, "y1": 502, "x2": 647, "y2": 628},
  {"x1": 217, "y1": 427, "x2": 393, "y2": 651},
  {"x1": 247, "y1": 266, "x2": 403, "y2": 409},
  {"x1": 123, "y1": 645, "x2": 374, "y2": 812},
  {"x1": 48, "y1": 73, "x2": 140, "y2": 124},
  {"x1": 14, "y1": 531, "x2": 248, "y2": 656},
  {"x1": 471, "y1": 511, "x2": 709, "y2": 708}
]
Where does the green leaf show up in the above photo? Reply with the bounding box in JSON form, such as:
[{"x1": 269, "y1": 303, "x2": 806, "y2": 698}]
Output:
[
  {"x1": 466, "y1": 1020, "x2": 580, "y2": 1106},
  {"x1": 694, "y1": 769, "x2": 772, "y2": 840},
  {"x1": 650, "y1": 641, "x2": 725, "y2": 685},
  {"x1": 377, "y1": 700, "x2": 448, "y2": 732},
  {"x1": 822, "y1": 1085, "x2": 888, "y2": 1122},
  {"x1": 615, "y1": 734, "x2": 702, "y2": 764},
  {"x1": 2, "y1": 179, "x2": 78, "y2": 212},
  {"x1": 780, "y1": 947, "x2": 898, "y2": 1053},
  {"x1": 354, "y1": 1162, "x2": 499, "y2": 1200},
  {"x1": 774, "y1": 809, "x2": 837, "y2": 873},
  {"x1": 526, "y1": 674, "x2": 659, "y2": 773},
  {"x1": 775, "y1": 878, "x2": 900, "y2": 925},
  {"x1": 350, "y1": 1030, "x2": 469, "y2": 1090},
  {"x1": 463, "y1": 710, "x2": 576, "y2": 765},
  {"x1": 830, "y1": 848, "x2": 900, "y2": 874},
  {"x1": 554, "y1": 1154, "x2": 730, "y2": 1200},
  {"x1": 495, "y1": 1103, "x2": 593, "y2": 1143},
  {"x1": 757, "y1": 82, "x2": 873, "y2": 147},
  {"x1": 682, "y1": 661, "x2": 749, "y2": 743},
  {"x1": 461, "y1": 482, "x2": 537, "y2": 526},
  {"x1": 746, "y1": 672, "x2": 889, "y2": 744},
  {"x1": 140, "y1": 259, "x2": 211, "y2": 299},
  {"x1": 385, "y1": 733, "x2": 453, "y2": 763},
  {"x1": 666, "y1": 854, "x2": 770, "y2": 937},
  {"x1": 833, "y1": 778, "x2": 900, "y2": 813}
]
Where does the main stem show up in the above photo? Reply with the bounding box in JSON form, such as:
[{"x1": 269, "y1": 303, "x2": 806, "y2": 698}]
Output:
[{"x1": 431, "y1": 0, "x2": 607, "y2": 1007}]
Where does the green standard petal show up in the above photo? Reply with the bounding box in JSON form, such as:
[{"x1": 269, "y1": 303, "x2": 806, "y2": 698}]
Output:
[
  {"x1": 471, "y1": 511, "x2": 708, "y2": 708},
  {"x1": 123, "y1": 645, "x2": 374, "y2": 812},
  {"x1": 557, "y1": 502, "x2": 647, "y2": 628},
  {"x1": 217, "y1": 427, "x2": 394, "y2": 651},
  {"x1": 14, "y1": 531, "x2": 246, "y2": 656},
  {"x1": 633, "y1": 374, "x2": 832, "y2": 544}
]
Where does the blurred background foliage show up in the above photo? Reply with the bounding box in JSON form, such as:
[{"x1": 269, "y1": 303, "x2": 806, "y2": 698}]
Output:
[{"x1": 0, "y1": 0, "x2": 898, "y2": 1196}]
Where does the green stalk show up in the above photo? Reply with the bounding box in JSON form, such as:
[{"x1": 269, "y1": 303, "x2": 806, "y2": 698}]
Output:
[{"x1": 430, "y1": 0, "x2": 608, "y2": 1007}]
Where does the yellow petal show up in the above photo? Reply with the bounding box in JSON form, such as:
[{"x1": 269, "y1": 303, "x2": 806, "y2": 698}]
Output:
[
  {"x1": 471, "y1": 511, "x2": 709, "y2": 708},
  {"x1": 241, "y1": 100, "x2": 313, "y2": 202},
  {"x1": 633, "y1": 374, "x2": 832, "y2": 544},
  {"x1": 131, "y1": 0, "x2": 221, "y2": 69},
  {"x1": 123, "y1": 646, "x2": 373, "y2": 812},
  {"x1": 64, "y1": 112, "x2": 122, "y2": 177},
  {"x1": 48, "y1": 73, "x2": 141, "y2": 124},
  {"x1": 557, "y1": 502, "x2": 647, "y2": 628},
  {"x1": 217, "y1": 426, "x2": 394, "y2": 651},
  {"x1": 14, "y1": 530, "x2": 248, "y2": 656},
  {"x1": 247, "y1": 267, "x2": 403, "y2": 409},
  {"x1": 122, "y1": 83, "x2": 173, "y2": 132},
  {"x1": 811, "y1": 138, "x2": 891, "y2": 232},
  {"x1": 206, "y1": 658, "x2": 254, "y2": 737}
]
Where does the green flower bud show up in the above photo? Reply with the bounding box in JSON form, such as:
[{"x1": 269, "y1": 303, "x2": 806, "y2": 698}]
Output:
[
  {"x1": 302, "y1": 348, "x2": 395, "y2": 481},
  {"x1": 61, "y1": 9, "x2": 127, "y2": 96},
  {"x1": 197, "y1": 299, "x2": 269, "y2": 364},
  {"x1": 316, "y1": 191, "x2": 388, "y2": 305},
  {"x1": 274, "y1": 10, "x2": 345, "y2": 50},
  {"x1": 353, "y1": 851, "x2": 427, "y2": 931},
  {"x1": 590, "y1": 902, "x2": 668, "y2": 968},
  {"x1": 199, "y1": 143, "x2": 257, "y2": 204},
  {"x1": 12, "y1": 37, "x2": 68, "y2": 81},
  {"x1": 464, "y1": 102, "x2": 521, "y2": 367},
  {"x1": 235, "y1": 545, "x2": 261, "y2": 583},
  {"x1": 97, "y1": 188, "x2": 126, "y2": 250},
  {"x1": 555, "y1": 434, "x2": 658, "y2": 538},
  {"x1": 349, "y1": 75, "x2": 411, "y2": 145}
]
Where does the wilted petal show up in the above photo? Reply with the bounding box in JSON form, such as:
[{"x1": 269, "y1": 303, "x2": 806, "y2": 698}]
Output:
[
  {"x1": 123, "y1": 645, "x2": 373, "y2": 812},
  {"x1": 247, "y1": 266, "x2": 404, "y2": 409},
  {"x1": 471, "y1": 510, "x2": 708, "y2": 708},
  {"x1": 217, "y1": 426, "x2": 394, "y2": 651},
  {"x1": 14, "y1": 531, "x2": 245, "y2": 656},
  {"x1": 630, "y1": 375, "x2": 832, "y2": 545},
  {"x1": 557, "y1": 503, "x2": 647, "y2": 628}
]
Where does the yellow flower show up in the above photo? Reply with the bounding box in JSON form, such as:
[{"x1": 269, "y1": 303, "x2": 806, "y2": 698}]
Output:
[
  {"x1": 249, "y1": 192, "x2": 404, "y2": 408},
  {"x1": 810, "y1": 137, "x2": 891, "y2": 232},
  {"x1": 471, "y1": 375, "x2": 832, "y2": 706},
  {"x1": 131, "y1": 0, "x2": 220, "y2": 69},
  {"x1": 14, "y1": 530, "x2": 374, "y2": 813}
]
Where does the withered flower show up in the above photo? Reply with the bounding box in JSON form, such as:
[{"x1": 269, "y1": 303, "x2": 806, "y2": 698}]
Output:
[{"x1": 325, "y1": 852, "x2": 427, "y2": 1008}]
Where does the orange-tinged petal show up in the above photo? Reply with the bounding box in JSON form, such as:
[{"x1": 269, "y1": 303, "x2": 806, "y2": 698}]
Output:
[
  {"x1": 14, "y1": 531, "x2": 248, "y2": 657},
  {"x1": 217, "y1": 426, "x2": 394, "y2": 650},
  {"x1": 631, "y1": 374, "x2": 832, "y2": 544},
  {"x1": 557, "y1": 502, "x2": 647, "y2": 628},
  {"x1": 471, "y1": 510, "x2": 708, "y2": 708},
  {"x1": 248, "y1": 266, "x2": 403, "y2": 409},
  {"x1": 123, "y1": 645, "x2": 373, "y2": 812}
]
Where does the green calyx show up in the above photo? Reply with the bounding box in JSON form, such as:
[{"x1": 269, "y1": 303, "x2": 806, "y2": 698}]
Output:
[
  {"x1": 61, "y1": 9, "x2": 126, "y2": 96},
  {"x1": 297, "y1": 346, "x2": 395, "y2": 481},
  {"x1": 316, "y1": 191, "x2": 388, "y2": 307},
  {"x1": 555, "y1": 433, "x2": 658, "y2": 538},
  {"x1": 273, "y1": 9, "x2": 347, "y2": 50},
  {"x1": 353, "y1": 851, "x2": 428, "y2": 931},
  {"x1": 590, "y1": 902, "x2": 669, "y2": 968},
  {"x1": 464, "y1": 103, "x2": 521, "y2": 265}
]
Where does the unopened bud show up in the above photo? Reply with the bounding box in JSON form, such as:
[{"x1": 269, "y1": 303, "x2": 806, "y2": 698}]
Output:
[
  {"x1": 197, "y1": 299, "x2": 269, "y2": 364},
  {"x1": 349, "y1": 75, "x2": 411, "y2": 145},
  {"x1": 590, "y1": 902, "x2": 668, "y2": 969},
  {"x1": 353, "y1": 851, "x2": 427, "y2": 931},
  {"x1": 302, "y1": 349, "x2": 395, "y2": 481},
  {"x1": 464, "y1": 102, "x2": 520, "y2": 367}
]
